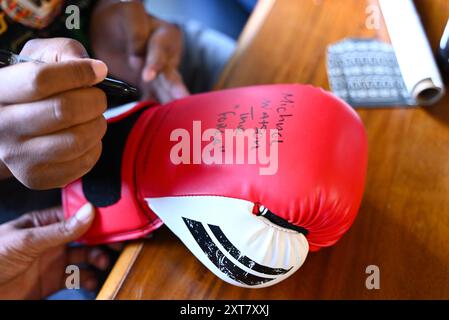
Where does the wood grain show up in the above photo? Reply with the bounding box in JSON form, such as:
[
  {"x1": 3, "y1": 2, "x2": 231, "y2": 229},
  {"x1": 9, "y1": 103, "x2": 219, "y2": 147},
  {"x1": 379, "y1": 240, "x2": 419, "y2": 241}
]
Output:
[
  {"x1": 102, "y1": 0, "x2": 449, "y2": 299},
  {"x1": 96, "y1": 242, "x2": 144, "y2": 300}
]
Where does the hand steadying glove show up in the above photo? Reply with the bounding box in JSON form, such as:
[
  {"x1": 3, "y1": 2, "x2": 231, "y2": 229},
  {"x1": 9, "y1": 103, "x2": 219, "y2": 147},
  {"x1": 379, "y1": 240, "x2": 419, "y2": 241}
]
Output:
[{"x1": 0, "y1": 203, "x2": 110, "y2": 299}]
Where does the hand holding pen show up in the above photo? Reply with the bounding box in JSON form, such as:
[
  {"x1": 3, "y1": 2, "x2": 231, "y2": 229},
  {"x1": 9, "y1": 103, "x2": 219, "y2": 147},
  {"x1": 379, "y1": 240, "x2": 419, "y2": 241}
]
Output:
[
  {"x1": 0, "y1": 51, "x2": 139, "y2": 100},
  {"x1": 0, "y1": 38, "x2": 113, "y2": 189}
]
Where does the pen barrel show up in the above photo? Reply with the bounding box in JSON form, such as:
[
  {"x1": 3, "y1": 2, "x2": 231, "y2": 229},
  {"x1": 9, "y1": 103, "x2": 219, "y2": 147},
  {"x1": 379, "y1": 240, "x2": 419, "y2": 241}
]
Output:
[
  {"x1": 97, "y1": 78, "x2": 139, "y2": 98},
  {"x1": 96, "y1": 78, "x2": 140, "y2": 108}
]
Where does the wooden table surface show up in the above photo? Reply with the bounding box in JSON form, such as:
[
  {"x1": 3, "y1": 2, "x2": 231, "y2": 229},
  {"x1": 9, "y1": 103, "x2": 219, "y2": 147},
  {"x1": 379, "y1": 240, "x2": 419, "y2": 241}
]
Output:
[{"x1": 98, "y1": 0, "x2": 449, "y2": 299}]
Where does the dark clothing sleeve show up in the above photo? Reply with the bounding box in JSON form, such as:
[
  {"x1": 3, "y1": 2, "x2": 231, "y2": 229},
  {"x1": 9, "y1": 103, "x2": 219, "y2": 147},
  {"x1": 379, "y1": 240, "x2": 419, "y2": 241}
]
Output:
[{"x1": 0, "y1": 179, "x2": 61, "y2": 224}]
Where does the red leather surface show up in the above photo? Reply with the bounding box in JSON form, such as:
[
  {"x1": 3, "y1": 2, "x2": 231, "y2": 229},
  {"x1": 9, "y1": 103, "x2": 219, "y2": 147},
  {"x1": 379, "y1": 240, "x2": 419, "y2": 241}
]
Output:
[
  {"x1": 138, "y1": 85, "x2": 368, "y2": 250},
  {"x1": 64, "y1": 84, "x2": 367, "y2": 249}
]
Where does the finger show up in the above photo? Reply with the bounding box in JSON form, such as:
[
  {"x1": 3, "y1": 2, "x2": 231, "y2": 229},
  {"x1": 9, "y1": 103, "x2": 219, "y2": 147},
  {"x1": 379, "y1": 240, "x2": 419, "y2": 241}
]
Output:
[
  {"x1": 20, "y1": 38, "x2": 90, "y2": 62},
  {"x1": 0, "y1": 87, "x2": 107, "y2": 136},
  {"x1": 149, "y1": 71, "x2": 189, "y2": 104},
  {"x1": 122, "y1": 12, "x2": 151, "y2": 69},
  {"x1": 16, "y1": 203, "x2": 95, "y2": 255},
  {"x1": 142, "y1": 45, "x2": 167, "y2": 82},
  {"x1": 27, "y1": 142, "x2": 103, "y2": 190},
  {"x1": 88, "y1": 248, "x2": 110, "y2": 271},
  {"x1": 150, "y1": 79, "x2": 172, "y2": 104},
  {"x1": 141, "y1": 71, "x2": 173, "y2": 103},
  {"x1": 11, "y1": 207, "x2": 64, "y2": 229},
  {"x1": 0, "y1": 59, "x2": 108, "y2": 104},
  {"x1": 160, "y1": 70, "x2": 190, "y2": 100},
  {"x1": 9, "y1": 142, "x2": 102, "y2": 190},
  {"x1": 142, "y1": 24, "x2": 178, "y2": 83},
  {"x1": 18, "y1": 203, "x2": 95, "y2": 254},
  {"x1": 79, "y1": 269, "x2": 98, "y2": 291},
  {"x1": 68, "y1": 247, "x2": 110, "y2": 271},
  {"x1": 167, "y1": 49, "x2": 183, "y2": 70},
  {"x1": 144, "y1": 23, "x2": 183, "y2": 75},
  {"x1": 22, "y1": 116, "x2": 107, "y2": 163}
]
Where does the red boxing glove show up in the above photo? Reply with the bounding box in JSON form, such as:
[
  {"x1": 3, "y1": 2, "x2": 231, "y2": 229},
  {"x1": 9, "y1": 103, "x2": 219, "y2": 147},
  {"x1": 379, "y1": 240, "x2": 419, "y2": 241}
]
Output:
[{"x1": 63, "y1": 84, "x2": 368, "y2": 287}]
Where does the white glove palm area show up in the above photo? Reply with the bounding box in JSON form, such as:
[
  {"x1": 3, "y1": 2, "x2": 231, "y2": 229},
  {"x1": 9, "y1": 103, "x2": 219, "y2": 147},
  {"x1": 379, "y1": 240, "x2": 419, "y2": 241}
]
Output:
[{"x1": 148, "y1": 196, "x2": 309, "y2": 287}]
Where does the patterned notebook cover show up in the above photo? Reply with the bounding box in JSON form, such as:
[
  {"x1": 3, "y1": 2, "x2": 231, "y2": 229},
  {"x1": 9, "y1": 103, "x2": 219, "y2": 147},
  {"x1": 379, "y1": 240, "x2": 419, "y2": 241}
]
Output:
[{"x1": 327, "y1": 38, "x2": 415, "y2": 107}]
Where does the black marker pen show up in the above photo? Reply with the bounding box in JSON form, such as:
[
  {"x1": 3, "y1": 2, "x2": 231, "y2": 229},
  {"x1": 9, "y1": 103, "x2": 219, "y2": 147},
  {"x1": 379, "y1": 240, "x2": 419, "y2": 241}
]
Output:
[{"x1": 0, "y1": 49, "x2": 140, "y2": 99}]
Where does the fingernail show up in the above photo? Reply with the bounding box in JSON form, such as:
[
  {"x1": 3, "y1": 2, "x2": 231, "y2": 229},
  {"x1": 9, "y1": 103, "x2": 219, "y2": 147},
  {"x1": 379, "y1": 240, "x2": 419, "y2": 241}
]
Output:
[
  {"x1": 67, "y1": 203, "x2": 95, "y2": 229},
  {"x1": 76, "y1": 203, "x2": 95, "y2": 223},
  {"x1": 142, "y1": 68, "x2": 157, "y2": 82},
  {"x1": 88, "y1": 249, "x2": 109, "y2": 270},
  {"x1": 91, "y1": 60, "x2": 108, "y2": 81}
]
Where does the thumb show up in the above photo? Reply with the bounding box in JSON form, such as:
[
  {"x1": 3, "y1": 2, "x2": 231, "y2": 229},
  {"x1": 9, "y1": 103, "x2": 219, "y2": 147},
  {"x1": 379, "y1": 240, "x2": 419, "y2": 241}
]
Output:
[
  {"x1": 142, "y1": 33, "x2": 169, "y2": 82},
  {"x1": 22, "y1": 203, "x2": 95, "y2": 254}
]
